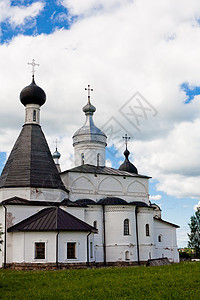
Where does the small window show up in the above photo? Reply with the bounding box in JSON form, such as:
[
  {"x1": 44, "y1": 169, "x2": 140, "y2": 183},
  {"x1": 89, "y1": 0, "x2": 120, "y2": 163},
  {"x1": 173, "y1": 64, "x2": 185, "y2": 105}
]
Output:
[
  {"x1": 67, "y1": 242, "x2": 76, "y2": 259},
  {"x1": 158, "y1": 234, "x2": 162, "y2": 242},
  {"x1": 33, "y1": 110, "x2": 36, "y2": 122},
  {"x1": 35, "y1": 242, "x2": 45, "y2": 259},
  {"x1": 149, "y1": 252, "x2": 151, "y2": 259},
  {"x1": 146, "y1": 224, "x2": 150, "y2": 236},
  {"x1": 90, "y1": 241, "x2": 93, "y2": 259},
  {"x1": 81, "y1": 153, "x2": 84, "y2": 165},
  {"x1": 97, "y1": 153, "x2": 100, "y2": 166},
  {"x1": 124, "y1": 219, "x2": 130, "y2": 235},
  {"x1": 125, "y1": 251, "x2": 130, "y2": 260},
  {"x1": 93, "y1": 221, "x2": 97, "y2": 229}
]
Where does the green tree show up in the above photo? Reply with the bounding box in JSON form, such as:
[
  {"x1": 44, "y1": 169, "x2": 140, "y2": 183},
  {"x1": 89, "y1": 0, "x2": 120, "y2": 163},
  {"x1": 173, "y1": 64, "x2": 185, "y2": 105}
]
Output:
[{"x1": 188, "y1": 207, "x2": 200, "y2": 258}]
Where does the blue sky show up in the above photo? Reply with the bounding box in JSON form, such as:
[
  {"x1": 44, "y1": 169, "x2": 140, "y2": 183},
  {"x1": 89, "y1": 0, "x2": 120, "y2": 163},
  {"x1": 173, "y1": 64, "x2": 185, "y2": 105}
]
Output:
[{"x1": 1, "y1": 0, "x2": 200, "y2": 248}]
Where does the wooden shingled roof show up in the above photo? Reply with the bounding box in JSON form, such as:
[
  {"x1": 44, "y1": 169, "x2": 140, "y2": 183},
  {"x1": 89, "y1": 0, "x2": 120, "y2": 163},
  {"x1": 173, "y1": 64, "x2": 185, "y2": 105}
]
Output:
[
  {"x1": 8, "y1": 207, "x2": 97, "y2": 232},
  {"x1": 0, "y1": 124, "x2": 66, "y2": 192}
]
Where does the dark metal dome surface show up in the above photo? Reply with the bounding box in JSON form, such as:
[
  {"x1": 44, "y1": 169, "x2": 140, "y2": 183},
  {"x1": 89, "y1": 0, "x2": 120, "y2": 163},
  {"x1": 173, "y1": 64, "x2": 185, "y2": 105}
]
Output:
[
  {"x1": 20, "y1": 76, "x2": 46, "y2": 106},
  {"x1": 119, "y1": 148, "x2": 138, "y2": 174}
]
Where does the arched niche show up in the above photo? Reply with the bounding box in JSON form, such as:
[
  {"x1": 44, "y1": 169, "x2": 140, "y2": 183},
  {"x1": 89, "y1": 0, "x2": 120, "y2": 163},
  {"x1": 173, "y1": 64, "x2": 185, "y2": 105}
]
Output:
[
  {"x1": 127, "y1": 180, "x2": 147, "y2": 194},
  {"x1": 71, "y1": 176, "x2": 94, "y2": 193},
  {"x1": 98, "y1": 177, "x2": 123, "y2": 194}
]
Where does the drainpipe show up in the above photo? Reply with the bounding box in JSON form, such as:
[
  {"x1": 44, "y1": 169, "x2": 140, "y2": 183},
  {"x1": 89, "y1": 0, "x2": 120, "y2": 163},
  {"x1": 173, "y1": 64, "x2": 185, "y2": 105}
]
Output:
[
  {"x1": 135, "y1": 206, "x2": 140, "y2": 265},
  {"x1": 87, "y1": 231, "x2": 92, "y2": 267},
  {"x1": 56, "y1": 231, "x2": 59, "y2": 269},
  {"x1": 3, "y1": 205, "x2": 7, "y2": 268},
  {"x1": 102, "y1": 205, "x2": 106, "y2": 266}
]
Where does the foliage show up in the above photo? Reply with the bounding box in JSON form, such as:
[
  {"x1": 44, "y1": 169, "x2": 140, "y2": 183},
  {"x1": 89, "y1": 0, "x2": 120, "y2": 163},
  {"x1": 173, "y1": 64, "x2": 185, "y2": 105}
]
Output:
[
  {"x1": 179, "y1": 247, "x2": 195, "y2": 260},
  {"x1": 188, "y1": 207, "x2": 200, "y2": 258},
  {"x1": 0, "y1": 262, "x2": 200, "y2": 299}
]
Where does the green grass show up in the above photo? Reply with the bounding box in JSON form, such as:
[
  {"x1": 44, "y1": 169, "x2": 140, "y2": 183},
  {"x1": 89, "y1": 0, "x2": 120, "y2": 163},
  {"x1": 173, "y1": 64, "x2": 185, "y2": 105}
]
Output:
[{"x1": 0, "y1": 262, "x2": 200, "y2": 299}]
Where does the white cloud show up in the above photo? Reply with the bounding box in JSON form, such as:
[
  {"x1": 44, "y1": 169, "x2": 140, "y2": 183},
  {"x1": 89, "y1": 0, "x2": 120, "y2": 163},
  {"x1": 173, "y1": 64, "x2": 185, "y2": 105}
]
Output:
[
  {"x1": 59, "y1": 0, "x2": 131, "y2": 16},
  {"x1": 1, "y1": 0, "x2": 200, "y2": 201},
  {"x1": 149, "y1": 195, "x2": 162, "y2": 201},
  {"x1": 0, "y1": 0, "x2": 45, "y2": 27}
]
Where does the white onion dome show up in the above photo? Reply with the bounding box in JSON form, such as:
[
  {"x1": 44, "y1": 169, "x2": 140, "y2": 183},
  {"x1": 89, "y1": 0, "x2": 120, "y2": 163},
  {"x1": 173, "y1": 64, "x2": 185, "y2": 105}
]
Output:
[{"x1": 73, "y1": 96, "x2": 107, "y2": 146}]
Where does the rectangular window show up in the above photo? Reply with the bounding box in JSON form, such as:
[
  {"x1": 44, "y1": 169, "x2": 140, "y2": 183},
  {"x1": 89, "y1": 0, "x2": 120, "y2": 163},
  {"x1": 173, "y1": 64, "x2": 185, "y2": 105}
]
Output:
[
  {"x1": 35, "y1": 242, "x2": 45, "y2": 259},
  {"x1": 67, "y1": 242, "x2": 76, "y2": 259}
]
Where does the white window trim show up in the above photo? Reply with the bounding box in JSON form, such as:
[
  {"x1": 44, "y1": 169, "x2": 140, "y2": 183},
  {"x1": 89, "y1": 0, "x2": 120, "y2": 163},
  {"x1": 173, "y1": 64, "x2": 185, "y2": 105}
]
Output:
[
  {"x1": 32, "y1": 240, "x2": 48, "y2": 263},
  {"x1": 65, "y1": 241, "x2": 79, "y2": 261}
]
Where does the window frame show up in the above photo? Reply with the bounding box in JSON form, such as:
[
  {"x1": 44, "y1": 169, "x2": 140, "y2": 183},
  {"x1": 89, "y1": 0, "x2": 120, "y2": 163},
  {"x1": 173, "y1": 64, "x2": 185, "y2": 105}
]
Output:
[
  {"x1": 124, "y1": 219, "x2": 130, "y2": 236},
  {"x1": 67, "y1": 242, "x2": 77, "y2": 260},
  {"x1": 145, "y1": 224, "x2": 150, "y2": 236},
  {"x1": 34, "y1": 242, "x2": 45, "y2": 260}
]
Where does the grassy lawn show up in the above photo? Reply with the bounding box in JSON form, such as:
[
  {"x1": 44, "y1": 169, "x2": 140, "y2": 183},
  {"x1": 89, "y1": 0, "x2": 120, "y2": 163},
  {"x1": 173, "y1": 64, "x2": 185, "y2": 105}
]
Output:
[{"x1": 0, "y1": 262, "x2": 200, "y2": 299}]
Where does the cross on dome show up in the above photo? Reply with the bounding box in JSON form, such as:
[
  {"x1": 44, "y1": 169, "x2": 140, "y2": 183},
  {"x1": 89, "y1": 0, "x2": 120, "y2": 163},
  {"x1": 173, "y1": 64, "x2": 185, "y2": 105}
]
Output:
[
  {"x1": 85, "y1": 85, "x2": 93, "y2": 102},
  {"x1": 123, "y1": 134, "x2": 130, "y2": 149},
  {"x1": 28, "y1": 59, "x2": 39, "y2": 76},
  {"x1": 53, "y1": 139, "x2": 60, "y2": 151}
]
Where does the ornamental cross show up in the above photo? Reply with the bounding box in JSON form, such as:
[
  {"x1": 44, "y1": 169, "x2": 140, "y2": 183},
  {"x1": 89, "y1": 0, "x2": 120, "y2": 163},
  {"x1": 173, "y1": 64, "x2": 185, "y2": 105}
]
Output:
[
  {"x1": 85, "y1": 85, "x2": 93, "y2": 99},
  {"x1": 28, "y1": 59, "x2": 39, "y2": 75},
  {"x1": 123, "y1": 134, "x2": 130, "y2": 148},
  {"x1": 53, "y1": 139, "x2": 60, "y2": 150}
]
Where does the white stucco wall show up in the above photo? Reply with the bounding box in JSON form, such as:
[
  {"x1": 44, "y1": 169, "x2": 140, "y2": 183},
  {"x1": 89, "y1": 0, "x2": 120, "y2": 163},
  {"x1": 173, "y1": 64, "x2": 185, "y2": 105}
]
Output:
[
  {"x1": 7, "y1": 231, "x2": 94, "y2": 264},
  {"x1": 154, "y1": 219, "x2": 179, "y2": 263},
  {"x1": 61, "y1": 171, "x2": 149, "y2": 204},
  {"x1": 0, "y1": 187, "x2": 67, "y2": 202}
]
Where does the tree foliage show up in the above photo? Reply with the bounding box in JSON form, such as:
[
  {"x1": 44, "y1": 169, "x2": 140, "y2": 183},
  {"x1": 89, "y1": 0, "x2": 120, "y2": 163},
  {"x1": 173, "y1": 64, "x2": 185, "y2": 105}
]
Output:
[{"x1": 188, "y1": 207, "x2": 200, "y2": 258}]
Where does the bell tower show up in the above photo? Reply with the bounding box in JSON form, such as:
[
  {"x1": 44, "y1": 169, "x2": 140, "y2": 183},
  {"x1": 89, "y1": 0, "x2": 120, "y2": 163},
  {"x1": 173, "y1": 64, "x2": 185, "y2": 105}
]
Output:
[{"x1": 72, "y1": 85, "x2": 107, "y2": 167}]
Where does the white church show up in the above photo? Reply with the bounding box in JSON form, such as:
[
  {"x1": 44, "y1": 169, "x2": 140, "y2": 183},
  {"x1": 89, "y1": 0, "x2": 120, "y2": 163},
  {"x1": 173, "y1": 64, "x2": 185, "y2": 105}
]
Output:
[{"x1": 0, "y1": 67, "x2": 179, "y2": 268}]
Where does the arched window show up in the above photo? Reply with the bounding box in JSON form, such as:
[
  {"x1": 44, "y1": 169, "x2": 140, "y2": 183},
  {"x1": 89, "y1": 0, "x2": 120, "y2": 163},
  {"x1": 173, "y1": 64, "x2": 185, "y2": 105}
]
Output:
[
  {"x1": 124, "y1": 219, "x2": 130, "y2": 235},
  {"x1": 158, "y1": 234, "x2": 162, "y2": 242},
  {"x1": 93, "y1": 221, "x2": 97, "y2": 229},
  {"x1": 97, "y1": 153, "x2": 100, "y2": 166},
  {"x1": 33, "y1": 110, "x2": 36, "y2": 121},
  {"x1": 81, "y1": 153, "x2": 84, "y2": 165},
  {"x1": 146, "y1": 224, "x2": 150, "y2": 236},
  {"x1": 125, "y1": 251, "x2": 130, "y2": 260}
]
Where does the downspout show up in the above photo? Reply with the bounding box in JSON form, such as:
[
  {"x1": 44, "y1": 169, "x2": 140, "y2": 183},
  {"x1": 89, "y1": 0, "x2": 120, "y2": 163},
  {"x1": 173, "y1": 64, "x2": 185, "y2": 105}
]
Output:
[
  {"x1": 102, "y1": 205, "x2": 106, "y2": 266},
  {"x1": 56, "y1": 231, "x2": 59, "y2": 269},
  {"x1": 55, "y1": 207, "x2": 59, "y2": 269},
  {"x1": 135, "y1": 206, "x2": 140, "y2": 265},
  {"x1": 3, "y1": 205, "x2": 7, "y2": 268},
  {"x1": 87, "y1": 231, "x2": 92, "y2": 267}
]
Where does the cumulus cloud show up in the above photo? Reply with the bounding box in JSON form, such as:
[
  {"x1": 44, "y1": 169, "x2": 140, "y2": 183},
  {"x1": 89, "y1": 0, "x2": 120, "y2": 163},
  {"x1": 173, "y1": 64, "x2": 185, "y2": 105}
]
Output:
[
  {"x1": 59, "y1": 0, "x2": 131, "y2": 16},
  {"x1": 149, "y1": 195, "x2": 162, "y2": 201},
  {"x1": 0, "y1": 0, "x2": 45, "y2": 27},
  {"x1": 1, "y1": 0, "x2": 200, "y2": 200}
]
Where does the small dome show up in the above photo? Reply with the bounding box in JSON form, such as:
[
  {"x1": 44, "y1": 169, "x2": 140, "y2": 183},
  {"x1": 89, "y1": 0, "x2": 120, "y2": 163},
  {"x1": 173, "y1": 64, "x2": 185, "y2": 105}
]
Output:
[
  {"x1": 97, "y1": 197, "x2": 127, "y2": 205},
  {"x1": 119, "y1": 148, "x2": 138, "y2": 174},
  {"x1": 52, "y1": 149, "x2": 61, "y2": 159},
  {"x1": 20, "y1": 76, "x2": 46, "y2": 107},
  {"x1": 75, "y1": 199, "x2": 96, "y2": 205}
]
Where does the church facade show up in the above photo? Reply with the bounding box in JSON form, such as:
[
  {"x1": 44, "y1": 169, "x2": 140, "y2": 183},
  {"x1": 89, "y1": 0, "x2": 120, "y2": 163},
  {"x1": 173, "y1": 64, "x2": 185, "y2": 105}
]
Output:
[{"x1": 0, "y1": 72, "x2": 179, "y2": 268}]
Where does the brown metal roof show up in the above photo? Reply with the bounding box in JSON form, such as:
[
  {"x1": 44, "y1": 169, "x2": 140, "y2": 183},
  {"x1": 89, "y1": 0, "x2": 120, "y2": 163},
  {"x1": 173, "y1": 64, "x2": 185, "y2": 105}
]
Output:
[
  {"x1": 61, "y1": 164, "x2": 150, "y2": 178},
  {"x1": 7, "y1": 207, "x2": 98, "y2": 232},
  {"x1": 0, "y1": 124, "x2": 67, "y2": 192}
]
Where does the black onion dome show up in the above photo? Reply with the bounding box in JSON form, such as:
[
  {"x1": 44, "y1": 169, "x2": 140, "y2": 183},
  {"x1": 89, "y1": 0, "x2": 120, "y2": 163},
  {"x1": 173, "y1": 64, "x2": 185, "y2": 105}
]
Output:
[
  {"x1": 119, "y1": 148, "x2": 138, "y2": 174},
  {"x1": 20, "y1": 76, "x2": 46, "y2": 106}
]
